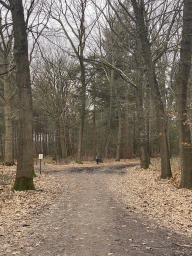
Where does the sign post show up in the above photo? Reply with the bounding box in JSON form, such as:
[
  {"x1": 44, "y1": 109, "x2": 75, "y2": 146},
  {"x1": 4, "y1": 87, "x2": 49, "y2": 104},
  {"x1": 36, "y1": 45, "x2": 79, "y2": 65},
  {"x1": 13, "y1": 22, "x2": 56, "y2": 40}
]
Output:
[{"x1": 38, "y1": 154, "x2": 43, "y2": 174}]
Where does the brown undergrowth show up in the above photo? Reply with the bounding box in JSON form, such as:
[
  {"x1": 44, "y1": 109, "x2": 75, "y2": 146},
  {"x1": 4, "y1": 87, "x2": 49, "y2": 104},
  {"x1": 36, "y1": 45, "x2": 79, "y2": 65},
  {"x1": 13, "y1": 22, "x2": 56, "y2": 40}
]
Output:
[
  {"x1": 0, "y1": 157, "x2": 191, "y2": 241},
  {"x1": 105, "y1": 157, "x2": 192, "y2": 237}
]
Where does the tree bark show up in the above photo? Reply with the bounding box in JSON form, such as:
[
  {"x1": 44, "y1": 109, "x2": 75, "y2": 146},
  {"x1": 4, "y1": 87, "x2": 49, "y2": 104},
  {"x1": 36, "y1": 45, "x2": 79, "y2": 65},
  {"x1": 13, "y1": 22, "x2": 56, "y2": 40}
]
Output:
[
  {"x1": 105, "y1": 56, "x2": 114, "y2": 159},
  {"x1": 9, "y1": 0, "x2": 34, "y2": 190},
  {"x1": 145, "y1": 84, "x2": 151, "y2": 157},
  {"x1": 0, "y1": 15, "x2": 14, "y2": 166},
  {"x1": 137, "y1": 82, "x2": 150, "y2": 168},
  {"x1": 4, "y1": 74, "x2": 14, "y2": 166},
  {"x1": 77, "y1": 58, "x2": 86, "y2": 163},
  {"x1": 114, "y1": 85, "x2": 122, "y2": 161},
  {"x1": 131, "y1": 0, "x2": 172, "y2": 178},
  {"x1": 93, "y1": 92, "x2": 97, "y2": 159},
  {"x1": 135, "y1": 38, "x2": 150, "y2": 168},
  {"x1": 176, "y1": 0, "x2": 192, "y2": 188},
  {"x1": 124, "y1": 91, "x2": 131, "y2": 158},
  {"x1": 59, "y1": 118, "x2": 67, "y2": 158},
  {"x1": 116, "y1": 107, "x2": 122, "y2": 161}
]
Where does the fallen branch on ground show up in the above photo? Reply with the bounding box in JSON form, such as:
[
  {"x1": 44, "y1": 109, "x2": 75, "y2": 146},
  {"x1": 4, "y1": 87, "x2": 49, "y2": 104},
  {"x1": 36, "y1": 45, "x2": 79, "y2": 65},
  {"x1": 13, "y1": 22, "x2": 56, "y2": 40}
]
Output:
[{"x1": 173, "y1": 243, "x2": 192, "y2": 248}]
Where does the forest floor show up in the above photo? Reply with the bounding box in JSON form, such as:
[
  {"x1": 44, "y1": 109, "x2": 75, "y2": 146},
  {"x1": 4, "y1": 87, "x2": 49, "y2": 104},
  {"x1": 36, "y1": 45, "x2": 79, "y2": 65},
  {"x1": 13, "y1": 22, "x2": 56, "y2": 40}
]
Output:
[{"x1": 0, "y1": 157, "x2": 192, "y2": 255}]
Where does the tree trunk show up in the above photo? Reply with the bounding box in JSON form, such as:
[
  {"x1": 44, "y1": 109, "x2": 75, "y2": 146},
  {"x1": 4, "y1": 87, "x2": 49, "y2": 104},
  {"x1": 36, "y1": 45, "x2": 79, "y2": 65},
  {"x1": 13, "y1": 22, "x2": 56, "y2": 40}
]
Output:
[
  {"x1": 176, "y1": 0, "x2": 192, "y2": 188},
  {"x1": 136, "y1": 39, "x2": 150, "y2": 168},
  {"x1": 105, "y1": 56, "x2": 115, "y2": 158},
  {"x1": 137, "y1": 83, "x2": 150, "y2": 168},
  {"x1": 4, "y1": 102, "x2": 13, "y2": 166},
  {"x1": 53, "y1": 132, "x2": 57, "y2": 161},
  {"x1": 3, "y1": 72, "x2": 14, "y2": 166},
  {"x1": 124, "y1": 91, "x2": 131, "y2": 158},
  {"x1": 14, "y1": 124, "x2": 18, "y2": 159},
  {"x1": 145, "y1": 84, "x2": 151, "y2": 159},
  {"x1": 148, "y1": 86, "x2": 153, "y2": 157},
  {"x1": 0, "y1": 9, "x2": 14, "y2": 165},
  {"x1": 93, "y1": 99, "x2": 96, "y2": 159},
  {"x1": 59, "y1": 118, "x2": 67, "y2": 158},
  {"x1": 132, "y1": 111, "x2": 137, "y2": 156},
  {"x1": 114, "y1": 81, "x2": 122, "y2": 161},
  {"x1": 131, "y1": 0, "x2": 172, "y2": 178},
  {"x1": 116, "y1": 109, "x2": 122, "y2": 161},
  {"x1": 77, "y1": 58, "x2": 86, "y2": 163},
  {"x1": 10, "y1": 0, "x2": 34, "y2": 190}
]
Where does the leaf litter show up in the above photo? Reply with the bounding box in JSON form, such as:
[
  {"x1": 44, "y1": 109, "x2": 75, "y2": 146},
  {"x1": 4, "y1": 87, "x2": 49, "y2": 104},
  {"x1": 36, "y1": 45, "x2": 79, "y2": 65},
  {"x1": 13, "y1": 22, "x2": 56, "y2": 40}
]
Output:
[
  {"x1": 0, "y1": 156, "x2": 192, "y2": 253},
  {"x1": 105, "y1": 157, "x2": 192, "y2": 238}
]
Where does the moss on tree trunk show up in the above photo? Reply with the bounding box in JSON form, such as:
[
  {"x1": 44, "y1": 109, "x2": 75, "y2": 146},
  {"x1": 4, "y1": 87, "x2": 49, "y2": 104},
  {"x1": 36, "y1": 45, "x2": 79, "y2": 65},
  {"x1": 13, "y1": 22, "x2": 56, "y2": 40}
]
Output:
[
  {"x1": 4, "y1": 161, "x2": 15, "y2": 166},
  {"x1": 12, "y1": 177, "x2": 35, "y2": 191},
  {"x1": 32, "y1": 169, "x2": 37, "y2": 178}
]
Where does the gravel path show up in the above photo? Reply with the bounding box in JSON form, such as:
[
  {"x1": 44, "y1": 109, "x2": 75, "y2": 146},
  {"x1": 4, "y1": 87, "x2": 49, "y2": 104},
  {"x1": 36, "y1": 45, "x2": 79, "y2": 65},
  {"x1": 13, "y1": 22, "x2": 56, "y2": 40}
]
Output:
[{"x1": 1, "y1": 164, "x2": 192, "y2": 255}]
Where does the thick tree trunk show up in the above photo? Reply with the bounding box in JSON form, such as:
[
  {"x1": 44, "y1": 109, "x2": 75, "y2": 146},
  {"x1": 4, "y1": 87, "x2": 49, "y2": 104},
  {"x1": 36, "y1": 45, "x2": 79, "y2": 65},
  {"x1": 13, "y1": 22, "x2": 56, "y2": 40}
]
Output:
[
  {"x1": 10, "y1": 0, "x2": 34, "y2": 190},
  {"x1": 136, "y1": 40, "x2": 150, "y2": 168},
  {"x1": 131, "y1": 0, "x2": 172, "y2": 178},
  {"x1": 176, "y1": 0, "x2": 192, "y2": 188}
]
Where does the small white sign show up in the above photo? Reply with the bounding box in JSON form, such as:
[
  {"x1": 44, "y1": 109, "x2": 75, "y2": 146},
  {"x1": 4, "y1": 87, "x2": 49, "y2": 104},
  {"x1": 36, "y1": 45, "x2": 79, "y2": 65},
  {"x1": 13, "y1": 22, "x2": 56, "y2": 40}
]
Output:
[{"x1": 38, "y1": 154, "x2": 43, "y2": 160}]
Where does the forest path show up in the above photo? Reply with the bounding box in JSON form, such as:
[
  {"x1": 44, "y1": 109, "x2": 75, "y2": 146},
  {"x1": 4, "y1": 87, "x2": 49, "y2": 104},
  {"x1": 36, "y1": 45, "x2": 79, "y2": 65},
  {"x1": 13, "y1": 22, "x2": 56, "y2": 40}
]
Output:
[{"x1": 2, "y1": 163, "x2": 192, "y2": 255}]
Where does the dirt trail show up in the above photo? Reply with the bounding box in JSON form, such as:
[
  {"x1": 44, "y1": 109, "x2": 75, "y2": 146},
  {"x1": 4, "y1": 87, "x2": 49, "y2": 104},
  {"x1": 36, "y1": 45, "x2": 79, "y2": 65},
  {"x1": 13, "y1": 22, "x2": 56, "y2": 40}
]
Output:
[{"x1": 1, "y1": 164, "x2": 192, "y2": 255}]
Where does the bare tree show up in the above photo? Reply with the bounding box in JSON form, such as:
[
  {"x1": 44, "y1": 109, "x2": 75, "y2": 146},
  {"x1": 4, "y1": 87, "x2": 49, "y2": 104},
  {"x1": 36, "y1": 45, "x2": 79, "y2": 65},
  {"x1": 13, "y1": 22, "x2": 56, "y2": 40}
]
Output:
[
  {"x1": 47, "y1": 0, "x2": 94, "y2": 162},
  {"x1": 129, "y1": 0, "x2": 179, "y2": 178},
  {"x1": 33, "y1": 52, "x2": 77, "y2": 159}
]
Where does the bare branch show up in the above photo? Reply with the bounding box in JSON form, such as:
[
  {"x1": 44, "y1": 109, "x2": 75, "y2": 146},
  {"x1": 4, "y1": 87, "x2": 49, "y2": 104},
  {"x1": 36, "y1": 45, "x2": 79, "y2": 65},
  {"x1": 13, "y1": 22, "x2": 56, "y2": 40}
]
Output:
[
  {"x1": 0, "y1": 0, "x2": 10, "y2": 10},
  {"x1": 51, "y1": 15, "x2": 79, "y2": 57},
  {"x1": 117, "y1": 0, "x2": 135, "y2": 22},
  {"x1": 0, "y1": 64, "x2": 15, "y2": 75},
  {"x1": 26, "y1": 0, "x2": 35, "y2": 27},
  {"x1": 152, "y1": 2, "x2": 182, "y2": 63},
  {"x1": 84, "y1": 57, "x2": 137, "y2": 88}
]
